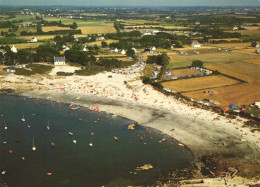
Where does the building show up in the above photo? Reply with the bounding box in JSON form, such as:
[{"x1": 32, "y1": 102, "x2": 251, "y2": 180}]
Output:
[
  {"x1": 82, "y1": 46, "x2": 89, "y2": 52},
  {"x1": 143, "y1": 48, "x2": 152, "y2": 54},
  {"x1": 54, "y1": 57, "x2": 65, "y2": 65},
  {"x1": 11, "y1": 45, "x2": 17, "y2": 53},
  {"x1": 28, "y1": 37, "x2": 38, "y2": 43},
  {"x1": 251, "y1": 41, "x2": 259, "y2": 48},
  {"x1": 232, "y1": 26, "x2": 238, "y2": 31},
  {"x1": 0, "y1": 49, "x2": 7, "y2": 55},
  {"x1": 191, "y1": 42, "x2": 201, "y2": 48},
  {"x1": 150, "y1": 46, "x2": 156, "y2": 52},
  {"x1": 119, "y1": 49, "x2": 126, "y2": 55},
  {"x1": 62, "y1": 45, "x2": 70, "y2": 51},
  {"x1": 96, "y1": 36, "x2": 105, "y2": 41},
  {"x1": 111, "y1": 48, "x2": 119, "y2": 53}
]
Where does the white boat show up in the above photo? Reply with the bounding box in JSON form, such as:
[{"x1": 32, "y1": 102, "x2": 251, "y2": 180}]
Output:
[
  {"x1": 46, "y1": 121, "x2": 50, "y2": 130},
  {"x1": 89, "y1": 143, "x2": 93, "y2": 147},
  {"x1": 4, "y1": 121, "x2": 7, "y2": 130},
  {"x1": 73, "y1": 140, "x2": 77, "y2": 144},
  {"x1": 21, "y1": 112, "x2": 25, "y2": 122},
  {"x1": 32, "y1": 138, "x2": 36, "y2": 151}
]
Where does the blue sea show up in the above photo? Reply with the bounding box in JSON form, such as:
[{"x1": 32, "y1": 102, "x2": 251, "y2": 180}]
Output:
[{"x1": 0, "y1": 95, "x2": 193, "y2": 186}]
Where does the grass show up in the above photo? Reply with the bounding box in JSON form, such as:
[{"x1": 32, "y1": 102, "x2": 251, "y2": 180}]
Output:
[
  {"x1": 161, "y1": 75, "x2": 239, "y2": 93},
  {"x1": 164, "y1": 68, "x2": 204, "y2": 78},
  {"x1": 86, "y1": 39, "x2": 119, "y2": 46},
  {"x1": 17, "y1": 35, "x2": 56, "y2": 40}
]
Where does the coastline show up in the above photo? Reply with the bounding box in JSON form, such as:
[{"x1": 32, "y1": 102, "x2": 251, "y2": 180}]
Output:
[{"x1": 1, "y1": 70, "x2": 260, "y2": 184}]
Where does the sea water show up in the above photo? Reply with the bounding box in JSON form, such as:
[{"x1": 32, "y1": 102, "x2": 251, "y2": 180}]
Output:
[{"x1": 0, "y1": 95, "x2": 193, "y2": 187}]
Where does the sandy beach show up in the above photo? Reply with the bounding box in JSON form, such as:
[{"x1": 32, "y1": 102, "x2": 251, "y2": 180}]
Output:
[{"x1": 1, "y1": 64, "x2": 260, "y2": 185}]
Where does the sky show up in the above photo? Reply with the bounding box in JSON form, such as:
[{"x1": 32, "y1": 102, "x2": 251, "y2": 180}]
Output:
[{"x1": 0, "y1": 0, "x2": 260, "y2": 6}]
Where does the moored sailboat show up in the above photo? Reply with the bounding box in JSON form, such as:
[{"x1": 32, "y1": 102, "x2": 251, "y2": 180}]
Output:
[
  {"x1": 21, "y1": 112, "x2": 25, "y2": 122},
  {"x1": 32, "y1": 138, "x2": 36, "y2": 151}
]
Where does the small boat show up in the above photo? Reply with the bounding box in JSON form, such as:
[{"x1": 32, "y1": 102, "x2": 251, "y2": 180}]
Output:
[
  {"x1": 4, "y1": 121, "x2": 7, "y2": 130},
  {"x1": 32, "y1": 138, "x2": 36, "y2": 151},
  {"x1": 76, "y1": 97, "x2": 80, "y2": 100},
  {"x1": 111, "y1": 113, "x2": 117, "y2": 117},
  {"x1": 46, "y1": 121, "x2": 50, "y2": 131},
  {"x1": 89, "y1": 143, "x2": 93, "y2": 147},
  {"x1": 178, "y1": 143, "x2": 184, "y2": 147},
  {"x1": 21, "y1": 112, "x2": 25, "y2": 122},
  {"x1": 73, "y1": 140, "x2": 77, "y2": 144},
  {"x1": 113, "y1": 137, "x2": 118, "y2": 140},
  {"x1": 1, "y1": 171, "x2": 6, "y2": 175},
  {"x1": 69, "y1": 132, "x2": 74, "y2": 136},
  {"x1": 51, "y1": 142, "x2": 55, "y2": 147},
  {"x1": 91, "y1": 132, "x2": 94, "y2": 136},
  {"x1": 9, "y1": 150, "x2": 13, "y2": 154},
  {"x1": 46, "y1": 172, "x2": 53, "y2": 176},
  {"x1": 21, "y1": 156, "x2": 25, "y2": 160}
]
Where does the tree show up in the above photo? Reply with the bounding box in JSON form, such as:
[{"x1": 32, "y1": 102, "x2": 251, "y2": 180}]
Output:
[
  {"x1": 191, "y1": 60, "x2": 204, "y2": 68},
  {"x1": 70, "y1": 22, "x2": 78, "y2": 30},
  {"x1": 126, "y1": 49, "x2": 135, "y2": 57},
  {"x1": 101, "y1": 41, "x2": 108, "y2": 48},
  {"x1": 147, "y1": 55, "x2": 157, "y2": 64},
  {"x1": 0, "y1": 53, "x2": 4, "y2": 64}
]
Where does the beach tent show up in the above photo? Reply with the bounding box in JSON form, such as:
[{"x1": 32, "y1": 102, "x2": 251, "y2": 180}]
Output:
[
  {"x1": 165, "y1": 75, "x2": 170, "y2": 78},
  {"x1": 198, "y1": 74, "x2": 202, "y2": 77},
  {"x1": 229, "y1": 104, "x2": 238, "y2": 109},
  {"x1": 223, "y1": 107, "x2": 229, "y2": 111}
]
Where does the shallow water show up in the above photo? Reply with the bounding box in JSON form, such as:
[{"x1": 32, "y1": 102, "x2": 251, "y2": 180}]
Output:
[{"x1": 0, "y1": 95, "x2": 193, "y2": 187}]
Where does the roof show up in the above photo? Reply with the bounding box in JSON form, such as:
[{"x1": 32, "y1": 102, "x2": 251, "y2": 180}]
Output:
[{"x1": 54, "y1": 57, "x2": 65, "y2": 62}]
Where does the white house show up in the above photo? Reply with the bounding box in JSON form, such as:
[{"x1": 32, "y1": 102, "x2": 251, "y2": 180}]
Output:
[
  {"x1": 82, "y1": 46, "x2": 89, "y2": 52},
  {"x1": 111, "y1": 48, "x2": 119, "y2": 53},
  {"x1": 233, "y1": 26, "x2": 238, "y2": 31},
  {"x1": 131, "y1": 48, "x2": 137, "y2": 53},
  {"x1": 150, "y1": 46, "x2": 156, "y2": 51},
  {"x1": 28, "y1": 37, "x2": 38, "y2": 43},
  {"x1": 54, "y1": 57, "x2": 65, "y2": 65},
  {"x1": 0, "y1": 49, "x2": 7, "y2": 55},
  {"x1": 62, "y1": 45, "x2": 70, "y2": 51},
  {"x1": 119, "y1": 49, "x2": 126, "y2": 55},
  {"x1": 96, "y1": 36, "x2": 105, "y2": 41},
  {"x1": 11, "y1": 45, "x2": 17, "y2": 53},
  {"x1": 191, "y1": 42, "x2": 201, "y2": 48},
  {"x1": 255, "y1": 102, "x2": 260, "y2": 108}
]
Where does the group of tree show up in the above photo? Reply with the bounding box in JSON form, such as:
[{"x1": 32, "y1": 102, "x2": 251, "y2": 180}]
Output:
[{"x1": 106, "y1": 31, "x2": 189, "y2": 49}]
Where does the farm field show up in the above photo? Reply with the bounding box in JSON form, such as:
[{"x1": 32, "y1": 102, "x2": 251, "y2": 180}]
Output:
[
  {"x1": 86, "y1": 39, "x2": 119, "y2": 46},
  {"x1": 42, "y1": 26, "x2": 72, "y2": 32},
  {"x1": 17, "y1": 35, "x2": 56, "y2": 40},
  {"x1": 79, "y1": 26, "x2": 116, "y2": 34},
  {"x1": 167, "y1": 68, "x2": 204, "y2": 78},
  {"x1": 165, "y1": 45, "x2": 260, "y2": 107},
  {"x1": 12, "y1": 42, "x2": 44, "y2": 49},
  {"x1": 226, "y1": 30, "x2": 260, "y2": 37},
  {"x1": 162, "y1": 75, "x2": 239, "y2": 93},
  {"x1": 183, "y1": 83, "x2": 260, "y2": 107}
]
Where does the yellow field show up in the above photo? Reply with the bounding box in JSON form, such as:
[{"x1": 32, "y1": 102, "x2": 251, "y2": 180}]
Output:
[
  {"x1": 211, "y1": 42, "x2": 251, "y2": 49},
  {"x1": 162, "y1": 75, "x2": 239, "y2": 92},
  {"x1": 125, "y1": 25, "x2": 189, "y2": 29},
  {"x1": 243, "y1": 59, "x2": 260, "y2": 65},
  {"x1": 226, "y1": 30, "x2": 260, "y2": 37},
  {"x1": 205, "y1": 60, "x2": 260, "y2": 83},
  {"x1": 183, "y1": 83, "x2": 260, "y2": 107},
  {"x1": 210, "y1": 38, "x2": 241, "y2": 42},
  {"x1": 79, "y1": 26, "x2": 116, "y2": 34},
  {"x1": 42, "y1": 26, "x2": 72, "y2": 32},
  {"x1": 10, "y1": 42, "x2": 43, "y2": 49}
]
